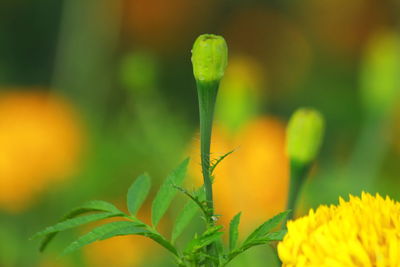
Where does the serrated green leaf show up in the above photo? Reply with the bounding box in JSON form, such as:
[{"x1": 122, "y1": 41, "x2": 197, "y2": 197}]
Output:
[
  {"x1": 141, "y1": 232, "x2": 178, "y2": 256},
  {"x1": 229, "y1": 212, "x2": 241, "y2": 251},
  {"x1": 210, "y1": 149, "x2": 235, "y2": 175},
  {"x1": 151, "y1": 158, "x2": 189, "y2": 227},
  {"x1": 33, "y1": 212, "x2": 123, "y2": 240},
  {"x1": 63, "y1": 220, "x2": 178, "y2": 256},
  {"x1": 185, "y1": 226, "x2": 223, "y2": 253},
  {"x1": 264, "y1": 229, "x2": 287, "y2": 241},
  {"x1": 127, "y1": 173, "x2": 151, "y2": 215},
  {"x1": 171, "y1": 199, "x2": 198, "y2": 244},
  {"x1": 224, "y1": 229, "x2": 287, "y2": 265},
  {"x1": 243, "y1": 210, "x2": 290, "y2": 245},
  {"x1": 171, "y1": 188, "x2": 205, "y2": 243},
  {"x1": 67, "y1": 200, "x2": 123, "y2": 215},
  {"x1": 37, "y1": 200, "x2": 124, "y2": 252},
  {"x1": 62, "y1": 221, "x2": 147, "y2": 255}
]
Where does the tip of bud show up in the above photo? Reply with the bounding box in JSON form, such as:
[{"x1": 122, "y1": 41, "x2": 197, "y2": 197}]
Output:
[
  {"x1": 286, "y1": 108, "x2": 325, "y2": 164},
  {"x1": 191, "y1": 34, "x2": 228, "y2": 83}
]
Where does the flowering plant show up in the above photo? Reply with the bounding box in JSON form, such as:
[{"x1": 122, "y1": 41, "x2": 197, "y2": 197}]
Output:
[{"x1": 32, "y1": 34, "x2": 324, "y2": 267}]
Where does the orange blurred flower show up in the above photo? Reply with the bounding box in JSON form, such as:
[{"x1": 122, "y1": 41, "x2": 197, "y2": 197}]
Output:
[
  {"x1": 0, "y1": 90, "x2": 84, "y2": 213},
  {"x1": 188, "y1": 117, "x2": 289, "y2": 234}
]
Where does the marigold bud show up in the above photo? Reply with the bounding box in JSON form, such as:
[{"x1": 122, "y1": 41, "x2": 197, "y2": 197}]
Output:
[
  {"x1": 286, "y1": 108, "x2": 325, "y2": 164},
  {"x1": 191, "y1": 34, "x2": 228, "y2": 82},
  {"x1": 360, "y1": 30, "x2": 400, "y2": 117}
]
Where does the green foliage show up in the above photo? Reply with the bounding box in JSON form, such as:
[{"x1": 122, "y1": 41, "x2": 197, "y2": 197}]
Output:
[
  {"x1": 142, "y1": 232, "x2": 178, "y2": 256},
  {"x1": 223, "y1": 211, "x2": 290, "y2": 265},
  {"x1": 127, "y1": 173, "x2": 151, "y2": 215},
  {"x1": 171, "y1": 188, "x2": 205, "y2": 244},
  {"x1": 229, "y1": 212, "x2": 241, "y2": 251},
  {"x1": 185, "y1": 226, "x2": 223, "y2": 254},
  {"x1": 151, "y1": 158, "x2": 189, "y2": 227},
  {"x1": 32, "y1": 200, "x2": 125, "y2": 251},
  {"x1": 210, "y1": 149, "x2": 236, "y2": 176},
  {"x1": 62, "y1": 221, "x2": 146, "y2": 255},
  {"x1": 33, "y1": 155, "x2": 289, "y2": 267},
  {"x1": 33, "y1": 213, "x2": 124, "y2": 240},
  {"x1": 243, "y1": 210, "x2": 290, "y2": 245}
]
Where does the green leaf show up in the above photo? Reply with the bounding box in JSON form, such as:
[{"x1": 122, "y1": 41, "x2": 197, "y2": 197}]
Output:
[
  {"x1": 229, "y1": 212, "x2": 241, "y2": 251},
  {"x1": 171, "y1": 187, "x2": 206, "y2": 243},
  {"x1": 224, "y1": 230, "x2": 287, "y2": 266},
  {"x1": 33, "y1": 212, "x2": 124, "y2": 240},
  {"x1": 171, "y1": 198, "x2": 198, "y2": 244},
  {"x1": 127, "y1": 173, "x2": 151, "y2": 215},
  {"x1": 62, "y1": 221, "x2": 147, "y2": 255},
  {"x1": 141, "y1": 232, "x2": 178, "y2": 256},
  {"x1": 264, "y1": 230, "x2": 287, "y2": 241},
  {"x1": 151, "y1": 158, "x2": 189, "y2": 227},
  {"x1": 185, "y1": 226, "x2": 223, "y2": 254},
  {"x1": 210, "y1": 149, "x2": 235, "y2": 175},
  {"x1": 36, "y1": 200, "x2": 124, "y2": 252},
  {"x1": 66, "y1": 200, "x2": 122, "y2": 215},
  {"x1": 243, "y1": 210, "x2": 290, "y2": 245}
]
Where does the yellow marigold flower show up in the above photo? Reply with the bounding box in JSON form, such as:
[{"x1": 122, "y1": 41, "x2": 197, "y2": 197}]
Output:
[
  {"x1": 278, "y1": 192, "x2": 400, "y2": 267},
  {"x1": 0, "y1": 90, "x2": 84, "y2": 212}
]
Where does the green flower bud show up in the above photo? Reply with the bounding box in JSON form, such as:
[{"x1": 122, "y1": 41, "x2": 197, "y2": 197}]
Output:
[
  {"x1": 360, "y1": 30, "x2": 400, "y2": 117},
  {"x1": 120, "y1": 51, "x2": 158, "y2": 93},
  {"x1": 191, "y1": 34, "x2": 228, "y2": 82},
  {"x1": 286, "y1": 108, "x2": 325, "y2": 164}
]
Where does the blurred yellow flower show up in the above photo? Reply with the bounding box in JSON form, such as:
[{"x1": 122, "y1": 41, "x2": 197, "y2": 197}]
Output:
[
  {"x1": 0, "y1": 90, "x2": 84, "y2": 212},
  {"x1": 278, "y1": 192, "x2": 400, "y2": 267},
  {"x1": 189, "y1": 117, "x2": 289, "y2": 233}
]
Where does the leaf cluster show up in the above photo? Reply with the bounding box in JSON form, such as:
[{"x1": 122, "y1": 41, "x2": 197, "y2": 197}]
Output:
[{"x1": 32, "y1": 157, "x2": 289, "y2": 266}]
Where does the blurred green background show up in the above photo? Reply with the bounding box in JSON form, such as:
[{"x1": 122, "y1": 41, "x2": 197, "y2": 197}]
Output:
[{"x1": 0, "y1": 0, "x2": 399, "y2": 266}]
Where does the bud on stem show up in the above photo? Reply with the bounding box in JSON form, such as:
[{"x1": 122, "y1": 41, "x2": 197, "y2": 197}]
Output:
[
  {"x1": 192, "y1": 34, "x2": 228, "y2": 266},
  {"x1": 284, "y1": 108, "x2": 325, "y2": 224},
  {"x1": 286, "y1": 108, "x2": 325, "y2": 165},
  {"x1": 192, "y1": 34, "x2": 228, "y2": 83}
]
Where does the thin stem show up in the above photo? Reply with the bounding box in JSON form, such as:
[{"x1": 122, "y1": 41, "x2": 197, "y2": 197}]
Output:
[
  {"x1": 197, "y1": 80, "x2": 219, "y2": 222},
  {"x1": 284, "y1": 160, "x2": 310, "y2": 225},
  {"x1": 196, "y1": 80, "x2": 219, "y2": 266},
  {"x1": 347, "y1": 115, "x2": 391, "y2": 190}
]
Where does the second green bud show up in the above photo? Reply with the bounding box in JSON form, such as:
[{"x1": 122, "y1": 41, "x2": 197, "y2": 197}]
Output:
[{"x1": 286, "y1": 108, "x2": 325, "y2": 165}]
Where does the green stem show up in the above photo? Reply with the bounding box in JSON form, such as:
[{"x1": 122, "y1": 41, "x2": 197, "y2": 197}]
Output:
[
  {"x1": 196, "y1": 80, "x2": 219, "y2": 266},
  {"x1": 347, "y1": 115, "x2": 391, "y2": 190},
  {"x1": 284, "y1": 160, "x2": 310, "y2": 225},
  {"x1": 197, "y1": 80, "x2": 219, "y2": 221}
]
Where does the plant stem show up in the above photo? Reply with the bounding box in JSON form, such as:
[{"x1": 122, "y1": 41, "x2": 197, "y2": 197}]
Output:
[
  {"x1": 284, "y1": 160, "x2": 310, "y2": 225},
  {"x1": 347, "y1": 115, "x2": 391, "y2": 190},
  {"x1": 197, "y1": 80, "x2": 219, "y2": 221},
  {"x1": 196, "y1": 80, "x2": 219, "y2": 266}
]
